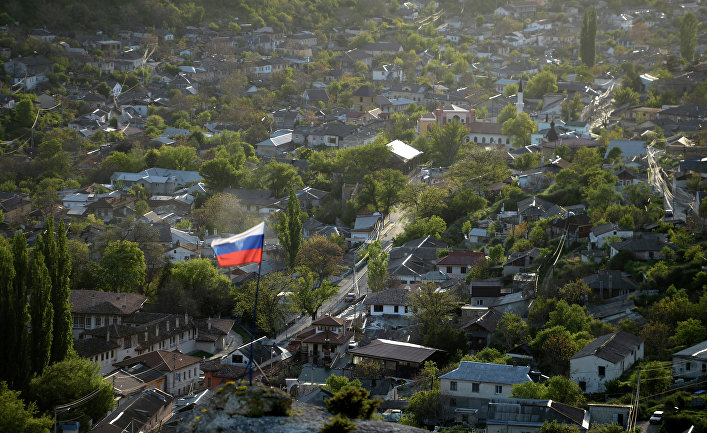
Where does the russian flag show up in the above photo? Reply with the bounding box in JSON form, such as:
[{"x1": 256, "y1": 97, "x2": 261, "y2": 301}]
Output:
[{"x1": 211, "y1": 222, "x2": 265, "y2": 267}]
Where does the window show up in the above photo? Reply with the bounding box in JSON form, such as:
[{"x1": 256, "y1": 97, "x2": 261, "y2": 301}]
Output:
[
  {"x1": 360, "y1": 97, "x2": 363, "y2": 102},
  {"x1": 73, "y1": 315, "x2": 84, "y2": 329},
  {"x1": 703, "y1": 363, "x2": 706, "y2": 373},
  {"x1": 124, "y1": 337, "x2": 132, "y2": 349},
  {"x1": 175, "y1": 372, "x2": 180, "y2": 382},
  {"x1": 598, "y1": 366, "x2": 606, "y2": 377},
  {"x1": 686, "y1": 362, "x2": 691, "y2": 371},
  {"x1": 476, "y1": 299, "x2": 484, "y2": 306},
  {"x1": 450, "y1": 398, "x2": 457, "y2": 406},
  {"x1": 374, "y1": 305, "x2": 383, "y2": 312},
  {"x1": 446, "y1": 266, "x2": 453, "y2": 273},
  {"x1": 495, "y1": 385, "x2": 503, "y2": 394},
  {"x1": 450, "y1": 381, "x2": 457, "y2": 391},
  {"x1": 232, "y1": 354, "x2": 244, "y2": 364},
  {"x1": 579, "y1": 381, "x2": 586, "y2": 391},
  {"x1": 462, "y1": 415, "x2": 468, "y2": 423},
  {"x1": 207, "y1": 377, "x2": 211, "y2": 387},
  {"x1": 460, "y1": 266, "x2": 467, "y2": 274},
  {"x1": 404, "y1": 306, "x2": 409, "y2": 313},
  {"x1": 472, "y1": 383, "x2": 480, "y2": 393},
  {"x1": 394, "y1": 306, "x2": 399, "y2": 313}
]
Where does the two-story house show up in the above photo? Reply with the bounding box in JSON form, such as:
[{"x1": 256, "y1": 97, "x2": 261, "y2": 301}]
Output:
[
  {"x1": 352, "y1": 85, "x2": 376, "y2": 112},
  {"x1": 114, "y1": 350, "x2": 202, "y2": 396},
  {"x1": 348, "y1": 339, "x2": 443, "y2": 378},
  {"x1": 436, "y1": 251, "x2": 486, "y2": 278},
  {"x1": 570, "y1": 331, "x2": 644, "y2": 393},
  {"x1": 70, "y1": 290, "x2": 147, "y2": 339},
  {"x1": 589, "y1": 223, "x2": 633, "y2": 248},
  {"x1": 440, "y1": 361, "x2": 532, "y2": 419},
  {"x1": 363, "y1": 287, "x2": 413, "y2": 316},
  {"x1": 293, "y1": 315, "x2": 354, "y2": 363}
]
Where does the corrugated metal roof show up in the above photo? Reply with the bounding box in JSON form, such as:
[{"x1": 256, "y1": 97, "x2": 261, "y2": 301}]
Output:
[{"x1": 440, "y1": 361, "x2": 531, "y2": 385}]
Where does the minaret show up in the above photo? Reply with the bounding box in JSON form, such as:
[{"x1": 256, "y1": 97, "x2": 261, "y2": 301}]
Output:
[{"x1": 516, "y1": 79, "x2": 524, "y2": 115}]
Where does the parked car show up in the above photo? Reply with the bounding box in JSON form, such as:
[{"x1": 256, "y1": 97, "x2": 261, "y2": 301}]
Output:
[
  {"x1": 345, "y1": 291, "x2": 356, "y2": 302},
  {"x1": 649, "y1": 411, "x2": 664, "y2": 424}
]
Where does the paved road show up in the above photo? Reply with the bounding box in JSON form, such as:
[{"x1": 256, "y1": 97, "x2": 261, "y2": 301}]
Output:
[{"x1": 637, "y1": 421, "x2": 658, "y2": 433}]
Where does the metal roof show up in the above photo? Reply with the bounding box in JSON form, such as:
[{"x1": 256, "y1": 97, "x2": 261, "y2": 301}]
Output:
[{"x1": 440, "y1": 361, "x2": 531, "y2": 385}]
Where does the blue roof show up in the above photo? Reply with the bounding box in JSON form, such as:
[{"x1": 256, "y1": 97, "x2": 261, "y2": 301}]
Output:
[{"x1": 440, "y1": 361, "x2": 531, "y2": 385}]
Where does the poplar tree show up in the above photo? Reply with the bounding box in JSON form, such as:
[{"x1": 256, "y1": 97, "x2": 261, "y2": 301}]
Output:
[
  {"x1": 580, "y1": 7, "x2": 597, "y2": 67},
  {"x1": 10, "y1": 233, "x2": 30, "y2": 389},
  {"x1": 51, "y1": 219, "x2": 73, "y2": 362},
  {"x1": 278, "y1": 189, "x2": 302, "y2": 268},
  {"x1": 680, "y1": 12, "x2": 697, "y2": 63},
  {"x1": 29, "y1": 240, "x2": 53, "y2": 377},
  {"x1": 0, "y1": 244, "x2": 17, "y2": 385}
]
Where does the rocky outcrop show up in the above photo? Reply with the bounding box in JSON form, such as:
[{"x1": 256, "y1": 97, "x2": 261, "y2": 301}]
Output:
[{"x1": 177, "y1": 382, "x2": 427, "y2": 433}]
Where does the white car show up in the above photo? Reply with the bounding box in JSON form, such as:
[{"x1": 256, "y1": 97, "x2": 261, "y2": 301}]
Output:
[{"x1": 649, "y1": 411, "x2": 664, "y2": 424}]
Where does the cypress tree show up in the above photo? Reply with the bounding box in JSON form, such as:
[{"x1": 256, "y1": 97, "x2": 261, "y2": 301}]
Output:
[
  {"x1": 50, "y1": 219, "x2": 73, "y2": 363},
  {"x1": 29, "y1": 237, "x2": 53, "y2": 377},
  {"x1": 580, "y1": 7, "x2": 597, "y2": 67},
  {"x1": 11, "y1": 233, "x2": 30, "y2": 389},
  {"x1": 277, "y1": 188, "x2": 302, "y2": 268},
  {"x1": 0, "y1": 244, "x2": 16, "y2": 385}
]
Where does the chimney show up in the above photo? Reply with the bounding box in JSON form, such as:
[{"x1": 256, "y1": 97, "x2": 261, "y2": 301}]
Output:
[
  {"x1": 208, "y1": 317, "x2": 212, "y2": 330},
  {"x1": 184, "y1": 312, "x2": 188, "y2": 325},
  {"x1": 166, "y1": 320, "x2": 170, "y2": 332},
  {"x1": 122, "y1": 293, "x2": 126, "y2": 309},
  {"x1": 91, "y1": 293, "x2": 96, "y2": 306},
  {"x1": 144, "y1": 330, "x2": 148, "y2": 341},
  {"x1": 156, "y1": 324, "x2": 159, "y2": 337},
  {"x1": 106, "y1": 327, "x2": 110, "y2": 342}
]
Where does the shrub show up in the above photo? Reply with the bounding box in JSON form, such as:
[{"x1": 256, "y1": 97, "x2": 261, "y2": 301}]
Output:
[{"x1": 320, "y1": 414, "x2": 356, "y2": 433}]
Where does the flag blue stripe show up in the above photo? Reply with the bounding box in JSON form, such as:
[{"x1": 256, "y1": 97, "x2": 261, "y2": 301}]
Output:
[{"x1": 212, "y1": 234, "x2": 264, "y2": 256}]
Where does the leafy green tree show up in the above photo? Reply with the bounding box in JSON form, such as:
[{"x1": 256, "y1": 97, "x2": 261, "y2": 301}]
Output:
[
  {"x1": 199, "y1": 158, "x2": 240, "y2": 192},
  {"x1": 232, "y1": 271, "x2": 295, "y2": 336},
  {"x1": 679, "y1": 13, "x2": 698, "y2": 63},
  {"x1": 498, "y1": 103, "x2": 517, "y2": 124},
  {"x1": 8, "y1": 233, "x2": 30, "y2": 389},
  {"x1": 357, "y1": 168, "x2": 407, "y2": 213},
  {"x1": 502, "y1": 112, "x2": 537, "y2": 147},
  {"x1": 545, "y1": 376, "x2": 586, "y2": 406},
  {"x1": 547, "y1": 300, "x2": 590, "y2": 333},
  {"x1": 291, "y1": 269, "x2": 338, "y2": 320},
  {"x1": 99, "y1": 240, "x2": 146, "y2": 292},
  {"x1": 261, "y1": 160, "x2": 304, "y2": 198},
  {"x1": 613, "y1": 87, "x2": 640, "y2": 107},
  {"x1": 278, "y1": 189, "x2": 303, "y2": 268},
  {"x1": 424, "y1": 120, "x2": 467, "y2": 166},
  {"x1": 504, "y1": 84, "x2": 519, "y2": 97},
  {"x1": 411, "y1": 283, "x2": 458, "y2": 334},
  {"x1": 558, "y1": 280, "x2": 591, "y2": 306},
  {"x1": 633, "y1": 360, "x2": 671, "y2": 396},
  {"x1": 531, "y1": 325, "x2": 576, "y2": 375},
  {"x1": 192, "y1": 193, "x2": 254, "y2": 236},
  {"x1": 514, "y1": 153, "x2": 542, "y2": 171},
  {"x1": 326, "y1": 386, "x2": 379, "y2": 419},
  {"x1": 511, "y1": 381, "x2": 548, "y2": 399},
  {"x1": 325, "y1": 375, "x2": 362, "y2": 393},
  {"x1": 580, "y1": 7, "x2": 597, "y2": 67},
  {"x1": 538, "y1": 420, "x2": 581, "y2": 433},
  {"x1": 13, "y1": 95, "x2": 38, "y2": 129},
  {"x1": 295, "y1": 235, "x2": 343, "y2": 281},
  {"x1": 28, "y1": 245, "x2": 52, "y2": 377},
  {"x1": 0, "y1": 382, "x2": 53, "y2": 433},
  {"x1": 399, "y1": 216, "x2": 447, "y2": 243},
  {"x1": 671, "y1": 318, "x2": 706, "y2": 347},
  {"x1": 365, "y1": 240, "x2": 388, "y2": 292},
  {"x1": 156, "y1": 145, "x2": 200, "y2": 171},
  {"x1": 135, "y1": 200, "x2": 149, "y2": 216},
  {"x1": 525, "y1": 70, "x2": 558, "y2": 99},
  {"x1": 170, "y1": 258, "x2": 233, "y2": 317},
  {"x1": 492, "y1": 312, "x2": 529, "y2": 351},
  {"x1": 96, "y1": 82, "x2": 111, "y2": 98},
  {"x1": 561, "y1": 93, "x2": 583, "y2": 122},
  {"x1": 28, "y1": 358, "x2": 114, "y2": 431},
  {"x1": 463, "y1": 347, "x2": 511, "y2": 364},
  {"x1": 489, "y1": 244, "x2": 506, "y2": 265}
]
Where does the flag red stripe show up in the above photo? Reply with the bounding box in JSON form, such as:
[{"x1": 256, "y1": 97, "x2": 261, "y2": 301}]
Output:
[{"x1": 215, "y1": 248, "x2": 262, "y2": 267}]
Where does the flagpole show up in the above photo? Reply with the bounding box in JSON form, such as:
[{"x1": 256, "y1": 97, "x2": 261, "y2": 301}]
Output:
[{"x1": 249, "y1": 260, "x2": 263, "y2": 386}]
